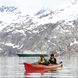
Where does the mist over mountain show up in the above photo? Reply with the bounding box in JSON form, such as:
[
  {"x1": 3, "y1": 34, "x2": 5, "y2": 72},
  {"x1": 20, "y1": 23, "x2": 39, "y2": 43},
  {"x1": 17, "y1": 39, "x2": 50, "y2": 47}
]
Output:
[{"x1": 0, "y1": 0, "x2": 78, "y2": 56}]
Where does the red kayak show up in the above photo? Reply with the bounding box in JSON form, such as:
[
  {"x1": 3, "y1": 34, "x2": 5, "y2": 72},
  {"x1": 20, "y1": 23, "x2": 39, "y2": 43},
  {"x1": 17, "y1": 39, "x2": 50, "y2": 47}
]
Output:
[{"x1": 24, "y1": 62, "x2": 62, "y2": 70}]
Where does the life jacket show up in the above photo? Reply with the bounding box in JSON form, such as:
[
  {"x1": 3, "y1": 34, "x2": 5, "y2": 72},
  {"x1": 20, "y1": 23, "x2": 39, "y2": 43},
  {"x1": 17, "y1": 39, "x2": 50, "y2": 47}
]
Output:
[
  {"x1": 52, "y1": 58, "x2": 54, "y2": 62},
  {"x1": 39, "y1": 58, "x2": 46, "y2": 63}
]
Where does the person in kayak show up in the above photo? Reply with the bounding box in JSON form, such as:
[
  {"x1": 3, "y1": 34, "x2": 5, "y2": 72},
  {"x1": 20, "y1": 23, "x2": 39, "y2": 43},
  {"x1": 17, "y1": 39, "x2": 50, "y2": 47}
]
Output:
[
  {"x1": 38, "y1": 55, "x2": 48, "y2": 65},
  {"x1": 48, "y1": 54, "x2": 57, "y2": 64}
]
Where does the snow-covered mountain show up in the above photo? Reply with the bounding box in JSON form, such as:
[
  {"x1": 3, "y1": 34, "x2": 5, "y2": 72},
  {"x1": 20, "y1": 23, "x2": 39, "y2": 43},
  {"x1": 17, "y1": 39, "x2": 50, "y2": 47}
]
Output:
[
  {"x1": 0, "y1": 0, "x2": 78, "y2": 56},
  {"x1": 0, "y1": 6, "x2": 30, "y2": 31}
]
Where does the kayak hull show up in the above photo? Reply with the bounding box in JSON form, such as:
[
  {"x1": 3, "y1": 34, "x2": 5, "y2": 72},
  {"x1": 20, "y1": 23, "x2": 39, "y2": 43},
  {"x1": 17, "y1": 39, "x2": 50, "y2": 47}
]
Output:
[{"x1": 24, "y1": 62, "x2": 62, "y2": 70}]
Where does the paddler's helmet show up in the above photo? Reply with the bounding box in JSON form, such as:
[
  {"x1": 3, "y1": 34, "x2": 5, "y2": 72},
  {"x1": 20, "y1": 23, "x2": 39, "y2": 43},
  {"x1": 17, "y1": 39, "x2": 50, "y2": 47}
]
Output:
[{"x1": 51, "y1": 54, "x2": 54, "y2": 57}]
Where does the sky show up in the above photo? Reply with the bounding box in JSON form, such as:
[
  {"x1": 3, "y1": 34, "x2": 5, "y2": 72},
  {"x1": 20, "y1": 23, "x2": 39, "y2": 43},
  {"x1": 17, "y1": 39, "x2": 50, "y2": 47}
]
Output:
[{"x1": 0, "y1": 0, "x2": 73, "y2": 15}]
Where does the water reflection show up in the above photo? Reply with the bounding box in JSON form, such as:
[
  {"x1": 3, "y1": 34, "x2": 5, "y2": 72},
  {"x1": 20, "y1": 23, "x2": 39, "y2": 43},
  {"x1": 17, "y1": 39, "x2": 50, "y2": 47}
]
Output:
[
  {"x1": 25, "y1": 71, "x2": 56, "y2": 78},
  {"x1": 24, "y1": 69, "x2": 57, "y2": 78}
]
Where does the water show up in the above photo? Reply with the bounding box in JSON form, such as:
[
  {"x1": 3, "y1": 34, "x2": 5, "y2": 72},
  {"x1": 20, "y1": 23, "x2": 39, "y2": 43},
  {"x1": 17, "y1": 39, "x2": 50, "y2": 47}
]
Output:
[{"x1": 0, "y1": 55, "x2": 78, "y2": 78}]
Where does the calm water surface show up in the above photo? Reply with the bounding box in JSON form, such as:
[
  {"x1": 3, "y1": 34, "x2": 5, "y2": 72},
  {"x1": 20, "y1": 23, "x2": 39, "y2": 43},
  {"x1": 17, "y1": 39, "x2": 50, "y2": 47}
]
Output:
[{"x1": 0, "y1": 55, "x2": 78, "y2": 78}]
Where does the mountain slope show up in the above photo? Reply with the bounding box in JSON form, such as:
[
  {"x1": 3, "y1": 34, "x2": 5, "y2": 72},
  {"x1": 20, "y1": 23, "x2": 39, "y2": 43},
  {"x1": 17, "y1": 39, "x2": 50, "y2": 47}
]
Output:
[{"x1": 0, "y1": 1, "x2": 78, "y2": 56}]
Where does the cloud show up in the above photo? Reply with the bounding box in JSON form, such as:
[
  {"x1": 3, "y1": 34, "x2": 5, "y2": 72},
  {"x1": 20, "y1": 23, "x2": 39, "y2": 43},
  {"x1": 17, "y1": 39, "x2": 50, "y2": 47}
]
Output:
[{"x1": 0, "y1": 0, "x2": 73, "y2": 15}]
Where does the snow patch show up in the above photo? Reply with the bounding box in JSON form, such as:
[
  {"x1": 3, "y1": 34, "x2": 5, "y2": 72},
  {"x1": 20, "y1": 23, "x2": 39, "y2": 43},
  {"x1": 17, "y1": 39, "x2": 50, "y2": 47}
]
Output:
[
  {"x1": 5, "y1": 43, "x2": 19, "y2": 48},
  {"x1": 70, "y1": 38, "x2": 78, "y2": 46},
  {"x1": 52, "y1": 36, "x2": 57, "y2": 38},
  {"x1": 12, "y1": 30, "x2": 26, "y2": 36},
  {"x1": 16, "y1": 30, "x2": 26, "y2": 36},
  {"x1": 32, "y1": 30, "x2": 39, "y2": 33},
  {"x1": 0, "y1": 48, "x2": 2, "y2": 50}
]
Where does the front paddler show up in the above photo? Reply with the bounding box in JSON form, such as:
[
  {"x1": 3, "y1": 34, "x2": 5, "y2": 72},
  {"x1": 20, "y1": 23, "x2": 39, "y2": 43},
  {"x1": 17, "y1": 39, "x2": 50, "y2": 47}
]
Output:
[{"x1": 38, "y1": 55, "x2": 48, "y2": 65}]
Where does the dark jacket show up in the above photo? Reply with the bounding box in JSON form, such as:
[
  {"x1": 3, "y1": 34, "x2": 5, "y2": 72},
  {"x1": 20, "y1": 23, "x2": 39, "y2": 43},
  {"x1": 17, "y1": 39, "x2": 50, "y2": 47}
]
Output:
[{"x1": 48, "y1": 58, "x2": 57, "y2": 64}]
